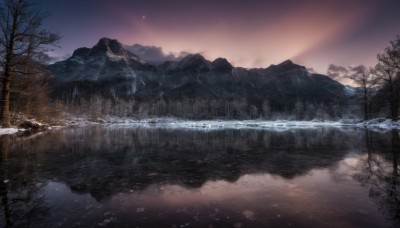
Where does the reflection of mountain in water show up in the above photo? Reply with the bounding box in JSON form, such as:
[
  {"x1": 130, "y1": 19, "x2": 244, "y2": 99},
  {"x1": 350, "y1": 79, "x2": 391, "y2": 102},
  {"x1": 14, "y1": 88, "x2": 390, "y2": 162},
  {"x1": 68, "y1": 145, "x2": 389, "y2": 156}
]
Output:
[
  {"x1": 2, "y1": 128, "x2": 399, "y2": 227},
  {"x1": 3, "y1": 127, "x2": 366, "y2": 200}
]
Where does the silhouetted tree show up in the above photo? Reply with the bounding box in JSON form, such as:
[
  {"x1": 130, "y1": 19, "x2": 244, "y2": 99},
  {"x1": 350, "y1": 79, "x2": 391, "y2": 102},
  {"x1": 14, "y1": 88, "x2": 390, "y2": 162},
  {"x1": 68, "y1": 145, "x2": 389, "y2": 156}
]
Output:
[
  {"x1": 262, "y1": 100, "x2": 271, "y2": 119},
  {"x1": 371, "y1": 35, "x2": 400, "y2": 120},
  {"x1": 349, "y1": 66, "x2": 374, "y2": 120},
  {"x1": 294, "y1": 99, "x2": 304, "y2": 120}
]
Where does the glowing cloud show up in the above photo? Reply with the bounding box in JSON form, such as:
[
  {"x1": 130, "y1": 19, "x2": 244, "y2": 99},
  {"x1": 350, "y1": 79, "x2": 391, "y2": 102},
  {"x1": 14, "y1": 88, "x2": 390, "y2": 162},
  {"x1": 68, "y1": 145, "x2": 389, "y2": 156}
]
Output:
[{"x1": 42, "y1": 0, "x2": 400, "y2": 75}]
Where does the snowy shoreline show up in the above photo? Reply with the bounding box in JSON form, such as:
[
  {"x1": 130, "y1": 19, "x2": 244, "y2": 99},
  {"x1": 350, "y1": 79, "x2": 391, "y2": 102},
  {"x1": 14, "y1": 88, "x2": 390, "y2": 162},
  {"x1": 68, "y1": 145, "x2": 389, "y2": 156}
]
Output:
[
  {"x1": 0, "y1": 128, "x2": 22, "y2": 136},
  {"x1": 1, "y1": 117, "x2": 399, "y2": 136},
  {"x1": 66, "y1": 116, "x2": 400, "y2": 131}
]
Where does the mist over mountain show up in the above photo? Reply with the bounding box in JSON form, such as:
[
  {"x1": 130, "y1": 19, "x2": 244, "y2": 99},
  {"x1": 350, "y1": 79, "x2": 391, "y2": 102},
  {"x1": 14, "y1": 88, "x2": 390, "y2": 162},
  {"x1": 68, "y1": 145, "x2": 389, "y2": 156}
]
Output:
[
  {"x1": 50, "y1": 38, "x2": 360, "y2": 119},
  {"x1": 125, "y1": 43, "x2": 189, "y2": 64}
]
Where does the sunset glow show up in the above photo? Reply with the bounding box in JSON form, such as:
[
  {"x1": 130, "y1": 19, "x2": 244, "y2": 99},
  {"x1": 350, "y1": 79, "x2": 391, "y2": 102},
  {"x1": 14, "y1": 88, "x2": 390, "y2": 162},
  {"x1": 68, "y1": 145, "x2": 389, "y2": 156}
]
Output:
[{"x1": 43, "y1": 0, "x2": 400, "y2": 76}]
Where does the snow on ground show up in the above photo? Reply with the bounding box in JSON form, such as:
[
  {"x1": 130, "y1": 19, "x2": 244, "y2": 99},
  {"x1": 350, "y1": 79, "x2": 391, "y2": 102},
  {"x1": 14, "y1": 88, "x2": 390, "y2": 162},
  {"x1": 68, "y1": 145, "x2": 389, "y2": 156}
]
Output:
[
  {"x1": 124, "y1": 119, "x2": 345, "y2": 131},
  {"x1": 0, "y1": 114, "x2": 48, "y2": 136},
  {"x1": 0, "y1": 128, "x2": 20, "y2": 136},
  {"x1": 98, "y1": 117, "x2": 400, "y2": 131},
  {"x1": 3, "y1": 116, "x2": 399, "y2": 135},
  {"x1": 63, "y1": 116, "x2": 104, "y2": 126},
  {"x1": 357, "y1": 117, "x2": 400, "y2": 130}
]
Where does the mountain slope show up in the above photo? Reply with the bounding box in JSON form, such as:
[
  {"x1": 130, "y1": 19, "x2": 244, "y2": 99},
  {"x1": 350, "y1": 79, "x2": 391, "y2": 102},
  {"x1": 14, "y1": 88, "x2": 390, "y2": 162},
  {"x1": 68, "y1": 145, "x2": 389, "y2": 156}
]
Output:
[
  {"x1": 50, "y1": 38, "x2": 155, "y2": 82},
  {"x1": 49, "y1": 38, "x2": 354, "y2": 117}
]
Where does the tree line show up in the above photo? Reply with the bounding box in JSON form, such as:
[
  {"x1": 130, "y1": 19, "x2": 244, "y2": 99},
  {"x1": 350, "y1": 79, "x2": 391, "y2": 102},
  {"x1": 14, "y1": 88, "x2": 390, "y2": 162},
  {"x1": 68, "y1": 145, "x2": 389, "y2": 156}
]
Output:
[{"x1": 63, "y1": 94, "x2": 358, "y2": 121}]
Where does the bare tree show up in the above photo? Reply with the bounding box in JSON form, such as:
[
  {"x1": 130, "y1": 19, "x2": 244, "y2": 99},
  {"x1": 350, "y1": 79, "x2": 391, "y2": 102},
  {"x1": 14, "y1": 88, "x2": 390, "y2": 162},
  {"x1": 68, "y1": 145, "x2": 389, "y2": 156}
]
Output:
[
  {"x1": 349, "y1": 66, "x2": 374, "y2": 120},
  {"x1": 262, "y1": 100, "x2": 270, "y2": 119},
  {"x1": 371, "y1": 35, "x2": 400, "y2": 120},
  {"x1": 294, "y1": 99, "x2": 304, "y2": 120},
  {"x1": 0, "y1": 0, "x2": 60, "y2": 127}
]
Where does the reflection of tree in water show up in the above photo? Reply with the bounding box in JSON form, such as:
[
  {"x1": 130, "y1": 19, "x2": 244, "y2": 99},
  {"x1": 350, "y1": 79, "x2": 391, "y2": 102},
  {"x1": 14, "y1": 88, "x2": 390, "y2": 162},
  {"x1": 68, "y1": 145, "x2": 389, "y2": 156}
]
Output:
[
  {"x1": 2, "y1": 127, "x2": 364, "y2": 201},
  {"x1": 2, "y1": 127, "x2": 398, "y2": 227},
  {"x1": 354, "y1": 130, "x2": 400, "y2": 226},
  {"x1": 0, "y1": 135, "x2": 49, "y2": 228}
]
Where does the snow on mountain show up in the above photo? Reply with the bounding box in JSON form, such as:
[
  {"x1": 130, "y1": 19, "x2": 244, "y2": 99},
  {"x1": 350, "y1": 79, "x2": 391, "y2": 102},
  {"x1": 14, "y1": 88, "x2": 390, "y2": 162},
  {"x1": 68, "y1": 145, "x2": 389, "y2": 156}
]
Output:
[
  {"x1": 50, "y1": 38, "x2": 356, "y2": 109},
  {"x1": 50, "y1": 38, "x2": 148, "y2": 82},
  {"x1": 344, "y1": 85, "x2": 357, "y2": 95}
]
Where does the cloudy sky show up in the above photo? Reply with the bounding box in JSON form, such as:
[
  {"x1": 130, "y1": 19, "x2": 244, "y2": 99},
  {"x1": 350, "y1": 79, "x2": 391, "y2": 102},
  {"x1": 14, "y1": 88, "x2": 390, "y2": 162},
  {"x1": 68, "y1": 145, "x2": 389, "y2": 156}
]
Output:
[{"x1": 41, "y1": 0, "x2": 400, "y2": 83}]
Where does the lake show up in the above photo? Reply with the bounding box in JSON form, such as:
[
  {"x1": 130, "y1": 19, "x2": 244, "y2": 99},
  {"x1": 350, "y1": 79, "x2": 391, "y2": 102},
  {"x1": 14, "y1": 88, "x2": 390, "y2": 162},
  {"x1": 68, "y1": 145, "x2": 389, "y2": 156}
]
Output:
[{"x1": 0, "y1": 126, "x2": 399, "y2": 227}]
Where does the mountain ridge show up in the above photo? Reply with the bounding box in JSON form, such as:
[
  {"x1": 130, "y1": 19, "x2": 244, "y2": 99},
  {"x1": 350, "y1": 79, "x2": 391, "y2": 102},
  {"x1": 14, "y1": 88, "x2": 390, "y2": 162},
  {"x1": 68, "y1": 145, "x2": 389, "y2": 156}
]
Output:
[{"x1": 49, "y1": 38, "x2": 358, "y2": 119}]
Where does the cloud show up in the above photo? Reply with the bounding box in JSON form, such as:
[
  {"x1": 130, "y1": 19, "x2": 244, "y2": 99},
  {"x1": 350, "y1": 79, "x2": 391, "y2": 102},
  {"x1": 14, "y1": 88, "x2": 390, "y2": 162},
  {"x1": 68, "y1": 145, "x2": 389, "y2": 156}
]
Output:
[
  {"x1": 125, "y1": 44, "x2": 190, "y2": 63},
  {"x1": 306, "y1": 67, "x2": 317, "y2": 74},
  {"x1": 327, "y1": 64, "x2": 366, "y2": 79},
  {"x1": 326, "y1": 64, "x2": 367, "y2": 86},
  {"x1": 348, "y1": 65, "x2": 366, "y2": 73},
  {"x1": 327, "y1": 64, "x2": 347, "y2": 79}
]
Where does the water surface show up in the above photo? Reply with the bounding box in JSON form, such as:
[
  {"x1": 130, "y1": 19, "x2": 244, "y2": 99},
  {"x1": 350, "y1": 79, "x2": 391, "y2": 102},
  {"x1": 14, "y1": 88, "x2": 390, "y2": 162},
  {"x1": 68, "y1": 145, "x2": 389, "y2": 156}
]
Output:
[{"x1": 0, "y1": 126, "x2": 399, "y2": 227}]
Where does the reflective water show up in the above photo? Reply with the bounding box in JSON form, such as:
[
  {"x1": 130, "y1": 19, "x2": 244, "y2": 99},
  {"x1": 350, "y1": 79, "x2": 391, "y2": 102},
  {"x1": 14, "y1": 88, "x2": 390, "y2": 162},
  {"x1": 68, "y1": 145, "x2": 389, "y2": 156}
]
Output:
[{"x1": 0, "y1": 126, "x2": 399, "y2": 228}]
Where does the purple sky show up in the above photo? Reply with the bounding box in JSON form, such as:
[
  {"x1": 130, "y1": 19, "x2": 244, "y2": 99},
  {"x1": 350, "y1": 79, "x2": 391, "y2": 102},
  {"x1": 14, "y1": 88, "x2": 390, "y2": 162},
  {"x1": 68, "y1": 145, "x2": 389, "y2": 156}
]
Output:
[{"x1": 41, "y1": 0, "x2": 400, "y2": 82}]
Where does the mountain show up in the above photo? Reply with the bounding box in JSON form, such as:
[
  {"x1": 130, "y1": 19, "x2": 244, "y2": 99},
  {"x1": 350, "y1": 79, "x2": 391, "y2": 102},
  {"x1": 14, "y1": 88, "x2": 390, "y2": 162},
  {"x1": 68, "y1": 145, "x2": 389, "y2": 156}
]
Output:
[
  {"x1": 50, "y1": 38, "x2": 356, "y2": 118},
  {"x1": 50, "y1": 38, "x2": 155, "y2": 82},
  {"x1": 211, "y1": 58, "x2": 233, "y2": 73}
]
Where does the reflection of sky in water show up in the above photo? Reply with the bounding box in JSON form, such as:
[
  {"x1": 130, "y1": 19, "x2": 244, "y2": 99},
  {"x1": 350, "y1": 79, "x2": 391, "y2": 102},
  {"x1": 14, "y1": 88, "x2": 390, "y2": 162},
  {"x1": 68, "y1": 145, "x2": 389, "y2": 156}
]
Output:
[
  {"x1": 40, "y1": 154, "x2": 390, "y2": 228},
  {"x1": 1, "y1": 127, "x2": 398, "y2": 227}
]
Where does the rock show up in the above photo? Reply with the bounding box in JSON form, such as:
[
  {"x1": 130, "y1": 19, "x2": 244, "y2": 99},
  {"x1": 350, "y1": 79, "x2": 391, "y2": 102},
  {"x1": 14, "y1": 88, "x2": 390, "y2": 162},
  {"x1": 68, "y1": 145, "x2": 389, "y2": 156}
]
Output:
[
  {"x1": 11, "y1": 114, "x2": 49, "y2": 131},
  {"x1": 17, "y1": 119, "x2": 48, "y2": 131}
]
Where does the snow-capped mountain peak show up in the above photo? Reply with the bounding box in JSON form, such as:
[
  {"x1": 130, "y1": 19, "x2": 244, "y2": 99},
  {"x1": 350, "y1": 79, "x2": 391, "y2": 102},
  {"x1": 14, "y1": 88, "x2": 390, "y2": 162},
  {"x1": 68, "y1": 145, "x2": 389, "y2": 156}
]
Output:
[
  {"x1": 91, "y1": 37, "x2": 142, "y2": 62},
  {"x1": 50, "y1": 38, "x2": 148, "y2": 82}
]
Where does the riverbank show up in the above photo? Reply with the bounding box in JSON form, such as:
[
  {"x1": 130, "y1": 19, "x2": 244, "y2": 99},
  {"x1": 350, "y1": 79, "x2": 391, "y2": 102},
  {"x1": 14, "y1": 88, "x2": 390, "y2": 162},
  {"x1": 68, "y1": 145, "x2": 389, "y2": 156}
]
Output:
[
  {"x1": 0, "y1": 128, "x2": 21, "y2": 136},
  {"x1": 64, "y1": 116, "x2": 400, "y2": 131},
  {"x1": 1, "y1": 116, "x2": 399, "y2": 136},
  {"x1": 0, "y1": 114, "x2": 49, "y2": 136}
]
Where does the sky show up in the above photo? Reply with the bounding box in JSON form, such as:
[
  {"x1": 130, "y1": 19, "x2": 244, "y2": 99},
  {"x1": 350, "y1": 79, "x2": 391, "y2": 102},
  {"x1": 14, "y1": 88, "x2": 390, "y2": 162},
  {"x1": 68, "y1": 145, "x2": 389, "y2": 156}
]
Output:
[{"x1": 40, "y1": 0, "x2": 400, "y2": 84}]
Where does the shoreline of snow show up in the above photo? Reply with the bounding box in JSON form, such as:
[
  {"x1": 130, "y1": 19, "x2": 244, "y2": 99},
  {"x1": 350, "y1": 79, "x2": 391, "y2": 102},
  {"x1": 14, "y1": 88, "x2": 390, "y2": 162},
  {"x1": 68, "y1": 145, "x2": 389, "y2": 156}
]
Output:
[
  {"x1": 2, "y1": 117, "x2": 398, "y2": 136},
  {"x1": 0, "y1": 115, "x2": 49, "y2": 136},
  {"x1": 356, "y1": 118, "x2": 400, "y2": 130},
  {"x1": 0, "y1": 128, "x2": 22, "y2": 136},
  {"x1": 64, "y1": 116, "x2": 400, "y2": 131}
]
